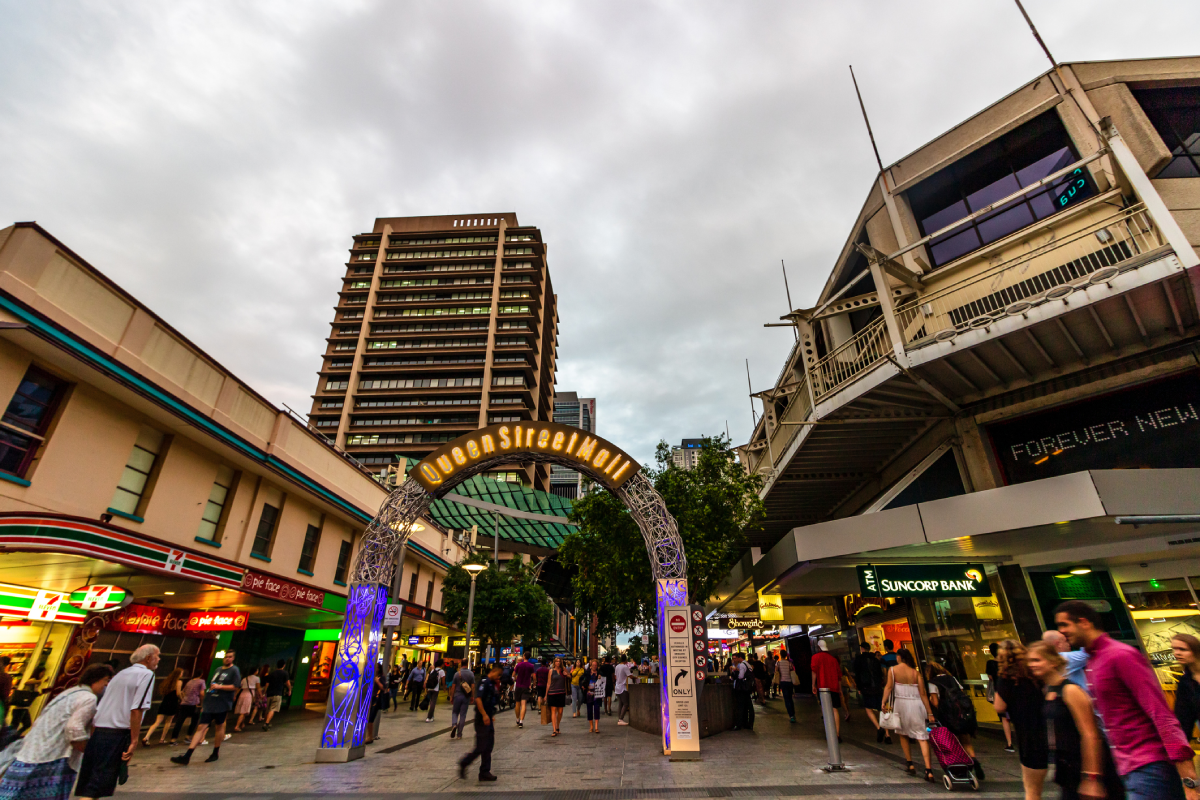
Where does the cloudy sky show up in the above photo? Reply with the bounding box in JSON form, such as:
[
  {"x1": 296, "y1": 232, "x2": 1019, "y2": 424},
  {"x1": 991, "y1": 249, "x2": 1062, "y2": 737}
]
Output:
[{"x1": 1, "y1": 1, "x2": 1196, "y2": 467}]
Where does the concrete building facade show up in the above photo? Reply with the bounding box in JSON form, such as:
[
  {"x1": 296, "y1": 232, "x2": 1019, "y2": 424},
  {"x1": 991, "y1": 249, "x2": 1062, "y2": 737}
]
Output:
[
  {"x1": 719, "y1": 57, "x2": 1200, "y2": 715},
  {"x1": 0, "y1": 222, "x2": 470, "y2": 719},
  {"x1": 671, "y1": 439, "x2": 704, "y2": 471},
  {"x1": 308, "y1": 214, "x2": 559, "y2": 491},
  {"x1": 549, "y1": 391, "x2": 594, "y2": 498}
]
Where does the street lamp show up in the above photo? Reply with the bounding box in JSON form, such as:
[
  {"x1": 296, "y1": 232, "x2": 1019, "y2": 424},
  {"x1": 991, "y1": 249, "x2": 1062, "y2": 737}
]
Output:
[{"x1": 463, "y1": 562, "x2": 486, "y2": 668}]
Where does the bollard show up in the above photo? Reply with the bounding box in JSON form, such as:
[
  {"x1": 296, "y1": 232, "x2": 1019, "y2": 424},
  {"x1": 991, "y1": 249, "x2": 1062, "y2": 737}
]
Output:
[{"x1": 818, "y1": 688, "x2": 846, "y2": 772}]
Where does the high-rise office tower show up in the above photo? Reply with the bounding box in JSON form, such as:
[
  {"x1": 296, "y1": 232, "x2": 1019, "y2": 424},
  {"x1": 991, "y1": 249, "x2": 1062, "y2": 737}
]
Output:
[
  {"x1": 549, "y1": 392, "x2": 595, "y2": 498},
  {"x1": 309, "y1": 213, "x2": 558, "y2": 490},
  {"x1": 672, "y1": 439, "x2": 703, "y2": 470}
]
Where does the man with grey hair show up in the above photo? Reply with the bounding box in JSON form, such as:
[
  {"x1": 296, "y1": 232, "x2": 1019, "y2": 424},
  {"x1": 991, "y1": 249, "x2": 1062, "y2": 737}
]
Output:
[
  {"x1": 1043, "y1": 629, "x2": 1090, "y2": 690},
  {"x1": 76, "y1": 644, "x2": 159, "y2": 799}
]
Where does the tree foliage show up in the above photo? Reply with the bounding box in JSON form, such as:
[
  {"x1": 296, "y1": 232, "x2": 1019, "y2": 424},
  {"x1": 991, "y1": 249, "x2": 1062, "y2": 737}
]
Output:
[
  {"x1": 557, "y1": 435, "x2": 764, "y2": 638},
  {"x1": 441, "y1": 554, "x2": 554, "y2": 656}
]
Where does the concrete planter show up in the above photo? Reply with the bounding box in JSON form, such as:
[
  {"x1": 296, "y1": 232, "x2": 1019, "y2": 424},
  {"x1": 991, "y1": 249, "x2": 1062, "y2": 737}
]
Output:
[{"x1": 626, "y1": 681, "x2": 734, "y2": 738}]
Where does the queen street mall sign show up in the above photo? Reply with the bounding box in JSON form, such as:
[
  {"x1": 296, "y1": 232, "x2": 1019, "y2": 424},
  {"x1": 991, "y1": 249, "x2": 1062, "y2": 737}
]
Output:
[{"x1": 857, "y1": 563, "x2": 990, "y2": 598}]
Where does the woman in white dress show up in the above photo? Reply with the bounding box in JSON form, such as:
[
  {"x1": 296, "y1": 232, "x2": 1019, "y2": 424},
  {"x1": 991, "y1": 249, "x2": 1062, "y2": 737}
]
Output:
[{"x1": 880, "y1": 647, "x2": 937, "y2": 783}]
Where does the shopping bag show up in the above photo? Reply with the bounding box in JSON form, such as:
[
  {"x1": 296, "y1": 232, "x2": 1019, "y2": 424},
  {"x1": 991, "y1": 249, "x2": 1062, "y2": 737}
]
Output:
[{"x1": 540, "y1": 702, "x2": 551, "y2": 725}]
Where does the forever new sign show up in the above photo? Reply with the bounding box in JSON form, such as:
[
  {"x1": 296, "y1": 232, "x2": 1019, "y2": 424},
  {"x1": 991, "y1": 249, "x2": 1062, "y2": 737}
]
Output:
[
  {"x1": 857, "y1": 564, "x2": 990, "y2": 598},
  {"x1": 412, "y1": 422, "x2": 640, "y2": 492}
]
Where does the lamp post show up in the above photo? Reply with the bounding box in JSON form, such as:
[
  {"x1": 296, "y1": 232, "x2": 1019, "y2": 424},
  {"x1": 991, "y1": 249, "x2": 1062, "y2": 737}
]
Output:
[{"x1": 463, "y1": 562, "x2": 486, "y2": 668}]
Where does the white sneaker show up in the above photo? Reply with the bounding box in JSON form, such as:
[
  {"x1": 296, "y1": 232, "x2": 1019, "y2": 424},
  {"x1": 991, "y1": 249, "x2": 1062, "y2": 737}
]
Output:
[
  {"x1": 223, "y1": 734, "x2": 232, "y2": 741},
  {"x1": 425, "y1": 719, "x2": 431, "y2": 723},
  {"x1": 201, "y1": 740, "x2": 209, "y2": 745},
  {"x1": 617, "y1": 720, "x2": 629, "y2": 726}
]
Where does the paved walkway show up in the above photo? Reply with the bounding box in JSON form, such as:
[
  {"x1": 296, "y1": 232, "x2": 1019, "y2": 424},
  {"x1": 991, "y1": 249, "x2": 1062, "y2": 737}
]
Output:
[{"x1": 116, "y1": 692, "x2": 1029, "y2": 799}]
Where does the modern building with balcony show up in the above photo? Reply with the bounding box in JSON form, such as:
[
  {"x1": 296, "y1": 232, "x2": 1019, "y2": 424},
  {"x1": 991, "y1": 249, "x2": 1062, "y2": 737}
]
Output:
[
  {"x1": 723, "y1": 57, "x2": 1200, "y2": 712},
  {"x1": 308, "y1": 214, "x2": 559, "y2": 491},
  {"x1": 671, "y1": 439, "x2": 704, "y2": 471},
  {"x1": 549, "y1": 391, "x2": 594, "y2": 498}
]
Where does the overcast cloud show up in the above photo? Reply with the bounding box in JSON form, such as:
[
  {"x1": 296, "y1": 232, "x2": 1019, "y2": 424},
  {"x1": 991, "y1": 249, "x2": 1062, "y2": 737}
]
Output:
[{"x1": 1, "y1": 1, "x2": 1196, "y2": 467}]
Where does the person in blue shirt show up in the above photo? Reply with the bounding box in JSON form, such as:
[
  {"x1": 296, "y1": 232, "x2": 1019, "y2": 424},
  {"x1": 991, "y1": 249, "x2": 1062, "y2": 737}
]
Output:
[
  {"x1": 1042, "y1": 630, "x2": 1088, "y2": 690},
  {"x1": 408, "y1": 662, "x2": 426, "y2": 711},
  {"x1": 881, "y1": 639, "x2": 899, "y2": 669}
]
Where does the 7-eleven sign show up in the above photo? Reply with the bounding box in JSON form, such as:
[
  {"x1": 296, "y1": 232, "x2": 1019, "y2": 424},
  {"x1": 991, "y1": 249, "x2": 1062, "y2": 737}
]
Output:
[
  {"x1": 28, "y1": 591, "x2": 64, "y2": 621},
  {"x1": 165, "y1": 550, "x2": 186, "y2": 573},
  {"x1": 69, "y1": 585, "x2": 131, "y2": 612}
]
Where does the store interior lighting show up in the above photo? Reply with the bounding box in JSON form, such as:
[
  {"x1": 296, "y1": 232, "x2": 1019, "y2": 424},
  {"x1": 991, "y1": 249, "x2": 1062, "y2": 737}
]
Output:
[
  {"x1": 1130, "y1": 609, "x2": 1197, "y2": 619},
  {"x1": 1069, "y1": 567, "x2": 1092, "y2": 575}
]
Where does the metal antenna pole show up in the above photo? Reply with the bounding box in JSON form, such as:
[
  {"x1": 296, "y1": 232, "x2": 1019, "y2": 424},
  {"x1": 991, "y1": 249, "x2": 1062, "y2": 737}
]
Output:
[
  {"x1": 781, "y1": 260, "x2": 797, "y2": 341},
  {"x1": 1013, "y1": 0, "x2": 1058, "y2": 68},
  {"x1": 745, "y1": 360, "x2": 757, "y2": 426},
  {"x1": 849, "y1": 65, "x2": 887, "y2": 187}
]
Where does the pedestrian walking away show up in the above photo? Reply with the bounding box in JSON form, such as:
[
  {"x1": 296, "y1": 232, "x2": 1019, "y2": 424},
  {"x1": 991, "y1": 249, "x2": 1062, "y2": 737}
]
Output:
[
  {"x1": 925, "y1": 662, "x2": 983, "y2": 782},
  {"x1": 388, "y1": 665, "x2": 402, "y2": 712},
  {"x1": 76, "y1": 644, "x2": 159, "y2": 799},
  {"x1": 407, "y1": 661, "x2": 427, "y2": 711},
  {"x1": 880, "y1": 647, "x2": 937, "y2": 783},
  {"x1": 851, "y1": 643, "x2": 887, "y2": 742},
  {"x1": 0, "y1": 663, "x2": 112, "y2": 800},
  {"x1": 449, "y1": 662, "x2": 475, "y2": 739},
  {"x1": 810, "y1": 640, "x2": 843, "y2": 741},
  {"x1": 774, "y1": 648, "x2": 800, "y2": 723},
  {"x1": 232, "y1": 666, "x2": 260, "y2": 733},
  {"x1": 613, "y1": 655, "x2": 632, "y2": 726},
  {"x1": 534, "y1": 658, "x2": 549, "y2": 712},
  {"x1": 424, "y1": 661, "x2": 446, "y2": 723},
  {"x1": 166, "y1": 672, "x2": 205, "y2": 745},
  {"x1": 993, "y1": 639, "x2": 1049, "y2": 800},
  {"x1": 570, "y1": 660, "x2": 584, "y2": 719},
  {"x1": 585, "y1": 658, "x2": 605, "y2": 734},
  {"x1": 262, "y1": 660, "x2": 291, "y2": 731},
  {"x1": 139, "y1": 667, "x2": 184, "y2": 747},
  {"x1": 599, "y1": 657, "x2": 615, "y2": 716},
  {"x1": 730, "y1": 652, "x2": 754, "y2": 731},
  {"x1": 366, "y1": 663, "x2": 388, "y2": 741},
  {"x1": 985, "y1": 642, "x2": 1015, "y2": 752},
  {"x1": 458, "y1": 663, "x2": 500, "y2": 782},
  {"x1": 170, "y1": 649, "x2": 241, "y2": 767},
  {"x1": 1056, "y1": 599, "x2": 1199, "y2": 800},
  {"x1": 512, "y1": 653, "x2": 536, "y2": 728},
  {"x1": 1025, "y1": 640, "x2": 1123, "y2": 800}
]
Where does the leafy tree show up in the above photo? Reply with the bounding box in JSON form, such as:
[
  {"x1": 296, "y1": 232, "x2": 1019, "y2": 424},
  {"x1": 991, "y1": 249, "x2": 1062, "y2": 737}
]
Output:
[
  {"x1": 626, "y1": 635, "x2": 645, "y2": 664},
  {"x1": 557, "y1": 434, "x2": 764, "y2": 638},
  {"x1": 441, "y1": 554, "x2": 554, "y2": 658}
]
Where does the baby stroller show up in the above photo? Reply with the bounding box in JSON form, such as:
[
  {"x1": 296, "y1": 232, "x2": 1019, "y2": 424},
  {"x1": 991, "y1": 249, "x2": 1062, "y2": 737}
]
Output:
[{"x1": 927, "y1": 721, "x2": 979, "y2": 791}]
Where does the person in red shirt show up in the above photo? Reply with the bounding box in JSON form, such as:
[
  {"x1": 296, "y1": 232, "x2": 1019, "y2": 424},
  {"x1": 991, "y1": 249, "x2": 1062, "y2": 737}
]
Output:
[
  {"x1": 811, "y1": 640, "x2": 844, "y2": 739},
  {"x1": 512, "y1": 653, "x2": 537, "y2": 728}
]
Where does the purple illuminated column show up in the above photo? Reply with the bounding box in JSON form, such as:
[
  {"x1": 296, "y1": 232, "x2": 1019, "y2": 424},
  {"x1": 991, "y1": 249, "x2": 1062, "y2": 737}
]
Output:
[{"x1": 316, "y1": 582, "x2": 389, "y2": 762}]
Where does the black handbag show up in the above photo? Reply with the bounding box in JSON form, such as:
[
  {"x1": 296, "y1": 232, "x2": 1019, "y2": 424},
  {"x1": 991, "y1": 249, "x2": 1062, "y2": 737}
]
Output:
[{"x1": 419, "y1": 695, "x2": 430, "y2": 711}]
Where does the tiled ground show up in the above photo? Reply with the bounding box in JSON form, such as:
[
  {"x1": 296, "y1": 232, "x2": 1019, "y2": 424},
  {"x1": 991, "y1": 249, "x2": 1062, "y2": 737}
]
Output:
[{"x1": 115, "y1": 692, "x2": 1028, "y2": 799}]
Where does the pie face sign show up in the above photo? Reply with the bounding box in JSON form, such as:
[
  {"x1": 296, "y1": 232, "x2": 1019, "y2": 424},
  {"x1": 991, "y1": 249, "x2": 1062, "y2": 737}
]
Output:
[
  {"x1": 185, "y1": 610, "x2": 249, "y2": 632},
  {"x1": 411, "y1": 422, "x2": 640, "y2": 492},
  {"x1": 857, "y1": 563, "x2": 990, "y2": 598}
]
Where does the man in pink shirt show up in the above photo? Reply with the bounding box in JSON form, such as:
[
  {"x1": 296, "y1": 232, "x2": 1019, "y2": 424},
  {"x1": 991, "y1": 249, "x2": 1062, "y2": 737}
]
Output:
[
  {"x1": 512, "y1": 653, "x2": 537, "y2": 729},
  {"x1": 1056, "y1": 600, "x2": 1199, "y2": 800}
]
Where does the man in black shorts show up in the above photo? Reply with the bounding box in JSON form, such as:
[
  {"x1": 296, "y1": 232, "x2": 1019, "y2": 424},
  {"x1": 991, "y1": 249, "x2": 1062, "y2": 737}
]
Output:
[
  {"x1": 172, "y1": 650, "x2": 241, "y2": 766},
  {"x1": 512, "y1": 653, "x2": 536, "y2": 727},
  {"x1": 262, "y1": 659, "x2": 291, "y2": 731}
]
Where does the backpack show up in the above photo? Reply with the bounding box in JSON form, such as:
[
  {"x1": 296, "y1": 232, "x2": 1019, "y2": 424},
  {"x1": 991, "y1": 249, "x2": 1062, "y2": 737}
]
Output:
[
  {"x1": 425, "y1": 668, "x2": 439, "y2": 690},
  {"x1": 931, "y1": 674, "x2": 976, "y2": 735}
]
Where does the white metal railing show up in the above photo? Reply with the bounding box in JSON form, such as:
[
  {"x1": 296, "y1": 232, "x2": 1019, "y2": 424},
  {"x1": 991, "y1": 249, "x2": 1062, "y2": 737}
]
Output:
[
  {"x1": 748, "y1": 374, "x2": 814, "y2": 479},
  {"x1": 893, "y1": 202, "x2": 1164, "y2": 348},
  {"x1": 809, "y1": 316, "x2": 891, "y2": 402}
]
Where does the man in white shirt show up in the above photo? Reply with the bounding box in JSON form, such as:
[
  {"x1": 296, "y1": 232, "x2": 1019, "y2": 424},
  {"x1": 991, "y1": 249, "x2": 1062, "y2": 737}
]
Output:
[
  {"x1": 613, "y1": 655, "x2": 632, "y2": 725},
  {"x1": 76, "y1": 644, "x2": 159, "y2": 800},
  {"x1": 425, "y1": 660, "x2": 446, "y2": 722}
]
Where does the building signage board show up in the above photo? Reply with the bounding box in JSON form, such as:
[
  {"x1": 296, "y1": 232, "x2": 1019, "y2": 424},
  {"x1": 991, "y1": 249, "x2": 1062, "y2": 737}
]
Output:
[
  {"x1": 986, "y1": 371, "x2": 1200, "y2": 484},
  {"x1": 664, "y1": 605, "x2": 700, "y2": 759},
  {"x1": 411, "y1": 422, "x2": 640, "y2": 492},
  {"x1": 104, "y1": 603, "x2": 209, "y2": 636},
  {"x1": 449, "y1": 637, "x2": 480, "y2": 647},
  {"x1": 857, "y1": 564, "x2": 990, "y2": 598},
  {"x1": 0, "y1": 587, "x2": 86, "y2": 624},
  {"x1": 185, "y1": 610, "x2": 249, "y2": 632},
  {"x1": 241, "y1": 571, "x2": 325, "y2": 609},
  {"x1": 407, "y1": 635, "x2": 441, "y2": 647},
  {"x1": 757, "y1": 592, "x2": 783, "y2": 622},
  {"x1": 69, "y1": 585, "x2": 132, "y2": 612}
]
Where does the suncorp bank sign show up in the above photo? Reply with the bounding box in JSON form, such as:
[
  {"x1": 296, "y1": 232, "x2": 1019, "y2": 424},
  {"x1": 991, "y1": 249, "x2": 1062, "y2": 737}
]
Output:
[{"x1": 857, "y1": 563, "x2": 990, "y2": 598}]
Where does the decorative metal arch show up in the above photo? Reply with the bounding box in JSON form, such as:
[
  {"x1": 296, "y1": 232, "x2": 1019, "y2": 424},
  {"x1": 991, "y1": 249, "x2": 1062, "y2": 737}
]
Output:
[{"x1": 317, "y1": 434, "x2": 687, "y2": 761}]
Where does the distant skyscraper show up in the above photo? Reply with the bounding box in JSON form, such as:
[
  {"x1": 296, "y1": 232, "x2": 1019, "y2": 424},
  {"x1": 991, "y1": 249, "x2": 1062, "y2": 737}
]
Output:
[
  {"x1": 308, "y1": 213, "x2": 559, "y2": 490},
  {"x1": 550, "y1": 392, "x2": 594, "y2": 498},
  {"x1": 672, "y1": 439, "x2": 703, "y2": 471}
]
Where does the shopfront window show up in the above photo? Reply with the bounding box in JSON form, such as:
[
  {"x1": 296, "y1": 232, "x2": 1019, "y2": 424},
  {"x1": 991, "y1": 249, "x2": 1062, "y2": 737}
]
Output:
[
  {"x1": 1120, "y1": 578, "x2": 1200, "y2": 698},
  {"x1": 910, "y1": 568, "x2": 1018, "y2": 725}
]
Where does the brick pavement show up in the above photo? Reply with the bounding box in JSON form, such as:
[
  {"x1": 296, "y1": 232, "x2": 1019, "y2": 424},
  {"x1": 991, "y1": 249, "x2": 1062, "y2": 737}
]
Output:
[{"x1": 115, "y1": 691, "x2": 1029, "y2": 799}]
